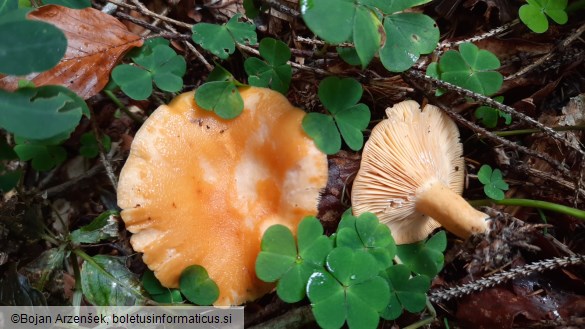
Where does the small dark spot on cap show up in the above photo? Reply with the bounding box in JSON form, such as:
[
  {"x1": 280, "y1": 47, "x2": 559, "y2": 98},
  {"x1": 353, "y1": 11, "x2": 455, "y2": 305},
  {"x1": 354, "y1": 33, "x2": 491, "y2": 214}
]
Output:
[
  {"x1": 206, "y1": 125, "x2": 210, "y2": 129},
  {"x1": 455, "y1": 166, "x2": 459, "y2": 171},
  {"x1": 220, "y1": 130, "x2": 225, "y2": 134}
]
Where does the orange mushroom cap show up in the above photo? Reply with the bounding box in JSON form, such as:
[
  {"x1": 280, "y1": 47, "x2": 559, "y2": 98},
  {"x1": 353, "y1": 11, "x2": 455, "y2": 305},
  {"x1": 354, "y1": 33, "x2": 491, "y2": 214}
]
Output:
[
  {"x1": 351, "y1": 100, "x2": 488, "y2": 244},
  {"x1": 117, "y1": 87, "x2": 328, "y2": 305}
]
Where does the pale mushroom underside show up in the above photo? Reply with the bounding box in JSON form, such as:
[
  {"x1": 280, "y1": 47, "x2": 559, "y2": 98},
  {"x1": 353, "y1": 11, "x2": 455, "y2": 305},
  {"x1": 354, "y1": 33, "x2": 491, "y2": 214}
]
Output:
[{"x1": 352, "y1": 100, "x2": 465, "y2": 244}]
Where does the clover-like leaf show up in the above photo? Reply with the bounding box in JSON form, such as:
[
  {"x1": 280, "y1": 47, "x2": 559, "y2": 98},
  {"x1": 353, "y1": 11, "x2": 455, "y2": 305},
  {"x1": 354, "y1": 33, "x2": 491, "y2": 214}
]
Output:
[
  {"x1": 474, "y1": 96, "x2": 511, "y2": 128},
  {"x1": 179, "y1": 265, "x2": 219, "y2": 305},
  {"x1": 256, "y1": 217, "x2": 333, "y2": 303},
  {"x1": 244, "y1": 38, "x2": 291, "y2": 94},
  {"x1": 396, "y1": 231, "x2": 446, "y2": 278},
  {"x1": 0, "y1": 19, "x2": 66, "y2": 75},
  {"x1": 301, "y1": 113, "x2": 341, "y2": 155},
  {"x1": 336, "y1": 211, "x2": 396, "y2": 271},
  {"x1": 380, "y1": 264, "x2": 430, "y2": 320},
  {"x1": 14, "y1": 141, "x2": 66, "y2": 172},
  {"x1": 195, "y1": 81, "x2": 244, "y2": 119},
  {"x1": 353, "y1": 6, "x2": 383, "y2": 68},
  {"x1": 112, "y1": 44, "x2": 186, "y2": 100},
  {"x1": 307, "y1": 247, "x2": 390, "y2": 329},
  {"x1": 303, "y1": 77, "x2": 370, "y2": 155},
  {"x1": 0, "y1": 86, "x2": 86, "y2": 141},
  {"x1": 364, "y1": 0, "x2": 432, "y2": 14},
  {"x1": 300, "y1": 0, "x2": 355, "y2": 44},
  {"x1": 192, "y1": 13, "x2": 256, "y2": 59},
  {"x1": 0, "y1": 167, "x2": 21, "y2": 192},
  {"x1": 519, "y1": 0, "x2": 568, "y2": 33},
  {"x1": 380, "y1": 13, "x2": 439, "y2": 72},
  {"x1": 79, "y1": 132, "x2": 111, "y2": 158},
  {"x1": 142, "y1": 270, "x2": 183, "y2": 304},
  {"x1": 432, "y1": 42, "x2": 503, "y2": 96},
  {"x1": 302, "y1": 0, "x2": 437, "y2": 71},
  {"x1": 477, "y1": 164, "x2": 509, "y2": 200}
]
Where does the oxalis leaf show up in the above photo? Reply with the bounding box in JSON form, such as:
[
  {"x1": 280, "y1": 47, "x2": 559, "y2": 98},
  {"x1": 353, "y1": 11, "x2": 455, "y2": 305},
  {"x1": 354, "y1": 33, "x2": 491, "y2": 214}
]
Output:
[
  {"x1": 379, "y1": 13, "x2": 439, "y2": 72},
  {"x1": 179, "y1": 265, "x2": 219, "y2": 305},
  {"x1": 245, "y1": 38, "x2": 291, "y2": 94},
  {"x1": 80, "y1": 255, "x2": 145, "y2": 306},
  {"x1": 302, "y1": 77, "x2": 370, "y2": 155},
  {"x1": 396, "y1": 230, "x2": 446, "y2": 278},
  {"x1": 336, "y1": 210, "x2": 396, "y2": 271},
  {"x1": 428, "y1": 42, "x2": 503, "y2": 96},
  {"x1": 112, "y1": 44, "x2": 186, "y2": 100},
  {"x1": 195, "y1": 81, "x2": 244, "y2": 119},
  {"x1": 0, "y1": 19, "x2": 66, "y2": 75},
  {"x1": 307, "y1": 247, "x2": 390, "y2": 329},
  {"x1": 301, "y1": 0, "x2": 437, "y2": 71},
  {"x1": 380, "y1": 264, "x2": 430, "y2": 320},
  {"x1": 0, "y1": 85, "x2": 86, "y2": 140},
  {"x1": 192, "y1": 13, "x2": 257, "y2": 59},
  {"x1": 519, "y1": 0, "x2": 568, "y2": 33},
  {"x1": 477, "y1": 164, "x2": 509, "y2": 200},
  {"x1": 256, "y1": 216, "x2": 333, "y2": 303},
  {"x1": 142, "y1": 270, "x2": 183, "y2": 304},
  {"x1": 475, "y1": 96, "x2": 511, "y2": 128},
  {"x1": 14, "y1": 138, "x2": 67, "y2": 172}
]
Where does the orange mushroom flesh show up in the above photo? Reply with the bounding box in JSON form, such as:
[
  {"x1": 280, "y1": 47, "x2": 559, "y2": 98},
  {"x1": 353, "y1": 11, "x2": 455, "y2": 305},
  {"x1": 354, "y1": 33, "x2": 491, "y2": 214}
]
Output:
[
  {"x1": 117, "y1": 87, "x2": 328, "y2": 305},
  {"x1": 351, "y1": 100, "x2": 488, "y2": 244}
]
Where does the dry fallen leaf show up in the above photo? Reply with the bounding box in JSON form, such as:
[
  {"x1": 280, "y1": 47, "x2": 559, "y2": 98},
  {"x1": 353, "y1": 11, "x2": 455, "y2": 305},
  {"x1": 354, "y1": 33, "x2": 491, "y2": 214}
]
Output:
[{"x1": 0, "y1": 5, "x2": 143, "y2": 99}]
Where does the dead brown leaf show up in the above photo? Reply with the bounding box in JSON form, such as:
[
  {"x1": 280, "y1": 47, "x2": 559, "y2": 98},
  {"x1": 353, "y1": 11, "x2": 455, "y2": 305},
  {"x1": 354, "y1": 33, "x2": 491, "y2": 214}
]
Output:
[{"x1": 0, "y1": 5, "x2": 143, "y2": 99}]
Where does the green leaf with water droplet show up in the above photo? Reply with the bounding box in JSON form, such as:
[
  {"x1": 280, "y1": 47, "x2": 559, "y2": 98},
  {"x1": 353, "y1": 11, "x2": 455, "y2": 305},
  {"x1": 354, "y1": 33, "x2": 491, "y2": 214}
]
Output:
[
  {"x1": 396, "y1": 230, "x2": 446, "y2": 278},
  {"x1": 307, "y1": 247, "x2": 390, "y2": 329},
  {"x1": 80, "y1": 255, "x2": 145, "y2": 306},
  {"x1": 336, "y1": 211, "x2": 396, "y2": 271},
  {"x1": 256, "y1": 216, "x2": 332, "y2": 303},
  {"x1": 380, "y1": 13, "x2": 439, "y2": 72},
  {"x1": 380, "y1": 264, "x2": 430, "y2": 319}
]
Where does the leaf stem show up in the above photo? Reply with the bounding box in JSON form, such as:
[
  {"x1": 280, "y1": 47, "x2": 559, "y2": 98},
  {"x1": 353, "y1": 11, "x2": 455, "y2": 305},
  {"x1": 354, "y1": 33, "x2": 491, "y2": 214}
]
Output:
[
  {"x1": 69, "y1": 251, "x2": 84, "y2": 307},
  {"x1": 494, "y1": 125, "x2": 585, "y2": 137},
  {"x1": 468, "y1": 199, "x2": 585, "y2": 220},
  {"x1": 402, "y1": 298, "x2": 436, "y2": 329},
  {"x1": 103, "y1": 90, "x2": 145, "y2": 124}
]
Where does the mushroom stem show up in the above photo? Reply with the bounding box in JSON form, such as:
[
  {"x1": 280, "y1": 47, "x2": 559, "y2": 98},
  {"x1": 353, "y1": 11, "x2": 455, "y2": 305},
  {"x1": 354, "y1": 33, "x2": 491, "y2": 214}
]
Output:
[{"x1": 415, "y1": 182, "x2": 489, "y2": 239}]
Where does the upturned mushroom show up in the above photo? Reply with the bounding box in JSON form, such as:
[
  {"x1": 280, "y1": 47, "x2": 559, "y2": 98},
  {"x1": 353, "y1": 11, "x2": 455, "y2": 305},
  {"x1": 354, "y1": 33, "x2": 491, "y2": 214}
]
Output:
[
  {"x1": 351, "y1": 100, "x2": 489, "y2": 244},
  {"x1": 117, "y1": 87, "x2": 328, "y2": 305}
]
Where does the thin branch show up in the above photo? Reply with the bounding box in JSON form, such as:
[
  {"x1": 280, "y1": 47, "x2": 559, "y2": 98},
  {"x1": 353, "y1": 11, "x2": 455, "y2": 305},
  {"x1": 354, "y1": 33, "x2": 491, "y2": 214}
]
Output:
[
  {"x1": 403, "y1": 71, "x2": 575, "y2": 180},
  {"x1": 107, "y1": 0, "x2": 193, "y2": 29},
  {"x1": 163, "y1": 22, "x2": 214, "y2": 71},
  {"x1": 405, "y1": 70, "x2": 585, "y2": 162},
  {"x1": 439, "y1": 19, "x2": 520, "y2": 49},
  {"x1": 237, "y1": 43, "x2": 331, "y2": 75},
  {"x1": 429, "y1": 254, "x2": 585, "y2": 303},
  {"x1": 262, "y1": 0, "x2": 300, "y2": 17},
  {"x1": 506, "y1": 21, "x2": 585, "y2": 80}
]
